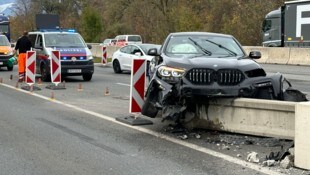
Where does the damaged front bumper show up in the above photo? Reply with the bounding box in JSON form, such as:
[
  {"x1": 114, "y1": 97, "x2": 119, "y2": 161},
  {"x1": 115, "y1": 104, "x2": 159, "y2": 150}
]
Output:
[{"x1": 142, "y1": 73, "x2": 307, "y2": 120}]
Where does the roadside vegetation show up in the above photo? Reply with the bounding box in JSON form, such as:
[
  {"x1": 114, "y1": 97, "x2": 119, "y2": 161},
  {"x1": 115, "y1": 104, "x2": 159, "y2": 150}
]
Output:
[{"x1": 10, "y1": 0, "x2": 286, "y2": 46}]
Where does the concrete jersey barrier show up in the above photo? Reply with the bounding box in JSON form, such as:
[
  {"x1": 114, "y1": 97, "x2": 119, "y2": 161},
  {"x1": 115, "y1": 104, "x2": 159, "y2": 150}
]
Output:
[
  {"x1": 90, "y1": 44, "x2": 121, "y2": 59},
  {"x1": 243, "y1": 46, "x2": 310, "y2": 66},
  {"x1": 184, "y1": 98, "x2": 296, "y2": 140}
]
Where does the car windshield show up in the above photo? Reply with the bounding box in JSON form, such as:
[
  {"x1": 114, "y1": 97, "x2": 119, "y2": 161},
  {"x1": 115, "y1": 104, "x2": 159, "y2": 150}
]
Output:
[
  {"x1": 128, "y1": 36, "x2": 141, "y2": 42},
  {"x1": 0, "y1": 36, "x2": 10, "y2": 46},
  {"x1": 103, "y1": 39, "x2": 111, "y2": 44},
  {"x1": 44, "y1": 33, "x2": 86, "y2": 48},
  {"x1": 138, "y1": 44, "x2": 161, "y2": 54},
  {"x1": 164, "y1": 35, "x2": 244, "y2": 58}
]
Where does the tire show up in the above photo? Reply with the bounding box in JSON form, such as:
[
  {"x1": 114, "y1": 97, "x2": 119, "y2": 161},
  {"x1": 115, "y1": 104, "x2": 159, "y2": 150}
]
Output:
[
  {"x1": 82, "y1": 73, "x2": 92, "y2": 81},
  {"x1": 113, "y1": 59, "x2": 122, "y2": 73},
  {"x1": 141, "y1": 87, "x2": 161, "y2": 118},
  {"x1": 7, "y1": 66, "x2": 13, "y2": 71},
  {"x1": 40, "y1": 64, "x2": 51, "y2": 82}
]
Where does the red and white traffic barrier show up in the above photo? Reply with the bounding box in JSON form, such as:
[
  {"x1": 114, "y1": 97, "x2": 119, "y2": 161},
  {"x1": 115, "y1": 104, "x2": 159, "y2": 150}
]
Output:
[
  {"x1": 51, "y1": 50, "x2": 61, "y2": 86},
  {"x1": 25, "y1": 51, "x2": 36, "y2": 85},
  {"x1": 102, "y1": 46, "x2": 107, "y2": 64},
  {"x1": 129, "y1": 59, "x2": 146, "y2": 113}
]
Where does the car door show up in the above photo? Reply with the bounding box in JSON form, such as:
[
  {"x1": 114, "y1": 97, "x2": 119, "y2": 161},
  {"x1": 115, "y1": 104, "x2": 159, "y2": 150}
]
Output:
[
  {"x1": 126, "y1": 45, "x2": 143, "y2": 70},
  {"x1": 28, "y1": 34, "x2": 41, "y2": 74},
  {"x1": 118, "y1": 45, "x2": 132, "y2": 70}
]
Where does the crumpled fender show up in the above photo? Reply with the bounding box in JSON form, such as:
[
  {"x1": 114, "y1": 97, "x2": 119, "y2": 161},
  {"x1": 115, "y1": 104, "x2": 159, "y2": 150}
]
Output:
[
  {"x1": 267, "y1": 72, "x2": 284, "y2": 99},
  {"x1": 146, "y1": 78, "x2": 173, "y2": 102}
]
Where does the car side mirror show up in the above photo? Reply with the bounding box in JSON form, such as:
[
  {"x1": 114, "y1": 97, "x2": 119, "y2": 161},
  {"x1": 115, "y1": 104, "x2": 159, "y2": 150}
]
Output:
[
  {"x1": 249, "y1": 51, "x2": 261, "y2": 59},
  {"x1": 87, "y1": 44, "x2": 92, "y2": 49},
  {"x1": 135, "y1": 52, "x2": 142, "y2": 56},
  {"x1": 147, "y1": 48, "x2": 159, "y2": 56}
]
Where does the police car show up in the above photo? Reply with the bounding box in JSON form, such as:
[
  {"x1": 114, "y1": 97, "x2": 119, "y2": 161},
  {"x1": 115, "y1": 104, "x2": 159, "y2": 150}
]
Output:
[{"x1": 28, "y1": 29, "x2": 94, "y2": 81}]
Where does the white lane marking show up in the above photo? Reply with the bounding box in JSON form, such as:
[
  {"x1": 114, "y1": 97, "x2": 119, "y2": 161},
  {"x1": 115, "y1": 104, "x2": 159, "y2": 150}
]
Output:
[
  {"x1": 0, "y1": 83, "x2": 281, "y2": 175},
  {"x1": 116, "y1": 83, "x2": 130, "y2": 87}
]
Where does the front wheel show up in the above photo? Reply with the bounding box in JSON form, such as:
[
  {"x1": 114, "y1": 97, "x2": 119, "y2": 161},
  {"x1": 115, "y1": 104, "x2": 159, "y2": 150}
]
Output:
[
  {"x1": 113, "y1": 60, "x2": 122, "y2": 73},
  {"x1": 82, "y1": 73, "x2": 93, "y2": 81},
  {"x1": 40, "y1": 64, "x2": 51, "y2": 82},
  {"x1": 141, "y1": 86, "x2": 161, "y2": 118}
]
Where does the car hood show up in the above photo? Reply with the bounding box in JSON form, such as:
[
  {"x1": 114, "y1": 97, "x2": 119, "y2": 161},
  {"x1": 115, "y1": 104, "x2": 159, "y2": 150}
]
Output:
[
  {"x1": 163, "y1": 55, "x2": 261, "y2": 71},
  {"x1": 0, "y1": 46, "x2": 12, "y2": 54}
]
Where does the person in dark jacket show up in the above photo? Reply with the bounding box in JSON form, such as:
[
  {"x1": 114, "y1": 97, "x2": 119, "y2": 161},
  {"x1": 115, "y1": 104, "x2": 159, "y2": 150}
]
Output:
[{"x1": 13, "y1": 31, "x2": 32, "y2": 82}]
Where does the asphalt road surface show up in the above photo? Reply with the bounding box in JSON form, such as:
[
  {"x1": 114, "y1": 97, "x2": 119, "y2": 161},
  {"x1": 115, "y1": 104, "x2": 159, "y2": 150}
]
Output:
[{"x1": 0, "y1": 63, "x2": 309, "y2": 175}]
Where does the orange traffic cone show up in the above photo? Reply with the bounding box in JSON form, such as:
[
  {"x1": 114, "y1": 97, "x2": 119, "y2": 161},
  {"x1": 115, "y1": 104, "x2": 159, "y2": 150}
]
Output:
[
  {"x1": 78, "y1": 83, "x2": 83, "y2": 91},
  {"x1": 105, "y1": 87, "x2": 110, "y2": 96},
  {"x1": 37, "y1": 78, "x2": 42, "y2": 85},
  {"x1": 50, "y1": 92, "x2": 55, "y2": 100},
  {"x1": 30, "y1": 85, "x2": 34, "y2": 93}
]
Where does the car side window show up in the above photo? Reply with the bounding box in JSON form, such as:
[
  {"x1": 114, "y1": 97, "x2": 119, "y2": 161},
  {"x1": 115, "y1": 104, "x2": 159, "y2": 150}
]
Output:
[
  {"x1": 131, "y1": 46, "x2": 142, "y2": 55},
  {"x1": 28, "y1": 34, "x2": 37, "y2": 48},
  {"x1": 120, "y1": 46, "x2": 131, "y2": 54},
  {"x1": 34, "y1": 35, "x2": 43, "y2": 48}
]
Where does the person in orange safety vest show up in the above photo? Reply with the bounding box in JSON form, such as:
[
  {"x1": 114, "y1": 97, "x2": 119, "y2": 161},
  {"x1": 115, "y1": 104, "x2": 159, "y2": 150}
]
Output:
[{"x1": 13, "y1": 31, "x2": 32, "y2": 82}]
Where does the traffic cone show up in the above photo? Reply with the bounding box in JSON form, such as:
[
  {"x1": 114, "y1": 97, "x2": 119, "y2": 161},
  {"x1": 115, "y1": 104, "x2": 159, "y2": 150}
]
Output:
[
  {"x1": 37, "y1": 78, "x2": 42, "y2": 85},
  {"x1": 78, "y1": 83, "x2": 83, "y2": 91},
  {"x1": 105, "y1": 87, "x2": 110, "y2": 96},
  {"x1": 50, "y1": 92, "x2": 55, "y2": 100},
  {"x1": 30, "y1": 85, "x2": 34, "y2": 93}
]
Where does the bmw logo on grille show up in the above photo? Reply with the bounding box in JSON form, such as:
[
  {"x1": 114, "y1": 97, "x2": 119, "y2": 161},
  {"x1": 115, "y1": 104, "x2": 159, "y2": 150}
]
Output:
[
  {"x1": 72, "y1": 57, "x2": 77, "y2": 61},
  {"x1": 213, "y1": 64, "x2": 218, "y2": 68}
]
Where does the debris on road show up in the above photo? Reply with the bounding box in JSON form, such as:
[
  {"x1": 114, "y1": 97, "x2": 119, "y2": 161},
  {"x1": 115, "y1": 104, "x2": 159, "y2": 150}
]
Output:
[
  {"x1": 177, "y1": 134, "x2": 188, "y2": 140},
  {"x1": 247, "y1": 152, "x2": 260, "y2": 163},
  {"x1": 280, "y1": 155, "x2": 294, "y2": 169},
  {"x1": 262, "y1": 160, "x2": 276, "y2": 167}
]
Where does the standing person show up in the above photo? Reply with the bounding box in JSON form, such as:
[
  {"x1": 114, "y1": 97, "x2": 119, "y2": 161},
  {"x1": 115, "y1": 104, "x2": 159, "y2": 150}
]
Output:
[{"x1": 13, "y1": 31, "x2": 32, "y2": 82}]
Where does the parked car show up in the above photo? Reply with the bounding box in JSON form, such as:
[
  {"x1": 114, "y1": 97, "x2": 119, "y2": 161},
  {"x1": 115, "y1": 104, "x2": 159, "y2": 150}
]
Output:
[
  {"x1": 141, "y1": 32, "x2": 307, "y2": 122},
  {"x1": 114, "y1": 35, "x2": 142, "y2": 47},
  {"x1": 0, "y1": 35, "x2": 15, "y2": 71},
  {"x1": 100, "y1": 38, "x2": 116, "y2": 46},
  {"x1": 112, "y1": 43, "x2": 161, "y2": 76}
]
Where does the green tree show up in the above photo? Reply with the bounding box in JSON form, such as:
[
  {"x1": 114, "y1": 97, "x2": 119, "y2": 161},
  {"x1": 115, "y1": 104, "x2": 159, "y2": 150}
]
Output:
[{"x1": 80, "y1": 6, "x2": 102, "y2": 42}]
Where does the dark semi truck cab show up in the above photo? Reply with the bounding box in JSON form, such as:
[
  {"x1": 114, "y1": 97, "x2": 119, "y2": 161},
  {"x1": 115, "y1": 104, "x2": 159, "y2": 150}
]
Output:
[{"x1": 262, "y1": 0, "x2": 310, "y2": 47}]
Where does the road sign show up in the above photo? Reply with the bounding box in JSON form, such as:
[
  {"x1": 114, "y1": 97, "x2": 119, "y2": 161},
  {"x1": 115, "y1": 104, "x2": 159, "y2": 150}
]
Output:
[
  {"x1": 51, "y1": 50, "x2": 61, "y2": 86},
  {"x1": 102, "y1": 46, "x2": 107, "y2": 64},
  {"x1": 25, "y1": 51, "x2": 36, "y2": 86},
  {"x1": 129, "y1": 59, "x2": 146, "y2": 113}
]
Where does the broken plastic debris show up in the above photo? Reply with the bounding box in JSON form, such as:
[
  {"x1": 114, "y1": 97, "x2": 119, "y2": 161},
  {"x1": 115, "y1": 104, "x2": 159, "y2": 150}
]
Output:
[
  {"x1": 194, "y1": 133, "x2": 201, "y2": 139},
  {"x1": 247, "y1": 152, "x2": 260, "y2": 163},
  {"x1": 177, "y1": 134, "x2": 188, "y2": 140}
]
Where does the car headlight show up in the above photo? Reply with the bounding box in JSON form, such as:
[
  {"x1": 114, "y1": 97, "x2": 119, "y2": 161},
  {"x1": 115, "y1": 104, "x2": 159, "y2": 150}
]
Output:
[
  {"x1": 157, "y1": 66, "x2": 185, "y2": 78},
  {"x1": 87, "y1": 55, "x2": 93, "y2": 60},
  {"x1": 7, "y1": 51, "x2": 13, "y2": 55}
]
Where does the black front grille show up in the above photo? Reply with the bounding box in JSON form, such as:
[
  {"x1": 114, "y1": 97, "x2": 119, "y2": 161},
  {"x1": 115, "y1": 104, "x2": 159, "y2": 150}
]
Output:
[
  {"x1": 61, "y1": 60, "x2": 90, "y2": 66},
  {"x1": 185, "y1": 68, "x2": 214, "y2": 85},
  {"x1": 185, "y1": 68, "x2": 244, "y2": 86}
]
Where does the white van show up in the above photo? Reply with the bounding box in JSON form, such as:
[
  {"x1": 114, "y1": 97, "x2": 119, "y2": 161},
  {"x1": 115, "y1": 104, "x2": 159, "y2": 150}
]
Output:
[
  {"x1": 114, "y1": 35, "x2": 142, "y2": 47},
  {"x1": 28, "y1": 30, "x2": 94, "y2": 81}
]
